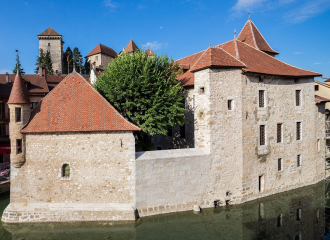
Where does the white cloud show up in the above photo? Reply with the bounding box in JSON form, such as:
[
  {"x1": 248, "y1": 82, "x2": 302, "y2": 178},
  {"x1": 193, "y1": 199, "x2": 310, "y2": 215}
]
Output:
[
  {"x1": 104, "y1": 0, "x2": 118, "y2": 11},
  {"x1": 293, "y1": 51, "x2": 303, "y2": 54},
  {"x1": 142, "y1": 41, "x2": 163, "y2": 50},
  {"x1": 0, "y1": 69, "x2": 11, "y2": 74},
  {"x1": 232, "y1": 0, "x2": 267, "y2": 12},
  {"x1": 313, "y1": 62, "x2": 322, "y2": 65},
  {"x1": 160, "y1": 26, "x2": 163, "y2": 29},
  {"x1": 284, "y1": 0, "x2": 330, "y2": 23}
]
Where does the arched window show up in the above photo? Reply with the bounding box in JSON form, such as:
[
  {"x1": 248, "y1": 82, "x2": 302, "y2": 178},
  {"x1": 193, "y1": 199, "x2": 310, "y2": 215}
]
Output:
[{"x1": 62, "y1": 164, "x2": 70, "y2": 178}]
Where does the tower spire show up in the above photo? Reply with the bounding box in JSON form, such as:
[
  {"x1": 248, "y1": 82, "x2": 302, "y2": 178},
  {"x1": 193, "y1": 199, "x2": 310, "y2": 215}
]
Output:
[
  {"x1": 209, "y1": 40, "x2": 211, "y2": 47},
  {"x1": 234, "y1": 29, "x2": 236, "y2": 40},
  {"x1": 248, "y1": 12, "x2": 250, "y2": 20},
  {"x1": 16, "y1": 50, "x2": 20, "y2": 76}
]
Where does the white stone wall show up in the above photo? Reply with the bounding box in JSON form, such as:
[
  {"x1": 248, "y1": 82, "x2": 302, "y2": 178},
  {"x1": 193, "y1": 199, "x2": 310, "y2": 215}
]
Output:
[
  {"x1": 2, "y1": 131, "x2": 137, "y2": 222},
  {"x1": 135, "y1": 149, "x2": 210, "y2": 216}
]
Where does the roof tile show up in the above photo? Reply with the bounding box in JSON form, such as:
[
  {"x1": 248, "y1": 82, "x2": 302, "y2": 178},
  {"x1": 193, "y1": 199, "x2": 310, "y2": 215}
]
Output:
[
  {"x1": 86, "y1": 44, "x2": 117, "y2": 58},
  {"x1": 38, "y1": 27, "x2": 61, "y2": 36},
  {"x1": 8, "y1": 74, "x2": 30, "y2": 104}
]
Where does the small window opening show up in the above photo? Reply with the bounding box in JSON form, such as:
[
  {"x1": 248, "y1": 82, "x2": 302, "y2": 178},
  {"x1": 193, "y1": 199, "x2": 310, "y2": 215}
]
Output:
[
  {"x1": 296, "y1": 122, "x2": 302, "y2": 140},
  {"x1": 214, "y1": 200, "x2": 220, "y2": 207},
  {"x1": 226, "y1": 191, "x2": 231, "y2": 196},
  {"x1": 156, "y1": 146, "x2": 162, "y2": 150},
  {"x1": 180, "y1": 124, "x2": 185, "y2": 138},
  {"x1": 277, "y1": 123, "x2": 282, "y2": 143},
  {"x1": 228, "y1": 99, "x2": 233, "y2": 110},
  {"x1": 277, "y1": 158, "x2": 282, "y2": 171},
  {"x1": 199, "y1": 87, "x2": 205, "y2": 94},
  {"x1": 0, "y1": 154, "x2": 3, "y2": 164},
  {"x1": 294, "y1": 234, "x2": 301, "y2": 240},
  {"x1": 317, "y1": 139, "x2": 320, "y2": 152},
  {"x1": 259, "y1": 125, "x2": 265, "y2": 146},
  {"x1": 296, "y1": 208, "x2": 301, "y2": 221},
  {"x1": 16, "y1": 139, "x2": 22, "y2": 154},
  {"x1": 277, "y1": 214, "x2": 283, "y2": 227},
  {"x1": 295, "y1": 90, "x2": 301, "y2": 106},
  {"x1": 258, "y1": 76, "x2": 263, "y2": 82},
  {"x1": 15, "y1": 107, "x2": 21, "y2": 122},
  {"x1": 315, "y1": 85, "x2": 319, "y2": 91},
  {"x1": 297, "y1": 154, "x2": 302, "y2": 167},
  {"x1": 167, "y1": 127, "x2": 172, "y2": 137},
  {"x1": 259, "y1": 90, "x2": 265, "y2": 108},
  {"x1": 259, "y1": 175, "x2": 265, "y2": 193},
  {"x1": 62, "y1": 164, "x2": 70, "y2": 178},
  {"x1": 225, "y1": 200, "x2": 230, "y2": 206},
  {"x1": 48, "y1": 43, "x2": 50, "y2": 46},
  {"x1": 294, "y1": 78, "x2": 299, "y2": 84}
]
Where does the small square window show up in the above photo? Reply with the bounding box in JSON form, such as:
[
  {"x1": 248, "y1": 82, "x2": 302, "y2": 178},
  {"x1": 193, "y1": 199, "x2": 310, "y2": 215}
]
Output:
[
  {"x1": 17, "y1": 139, "x2": 22, "y2": 154},
  {"x1": 315, "y1": 85, "x2": 319, "y2": 91},
  {"x1": 199, "y1": 87, "x2": 205, "y2": 94}
]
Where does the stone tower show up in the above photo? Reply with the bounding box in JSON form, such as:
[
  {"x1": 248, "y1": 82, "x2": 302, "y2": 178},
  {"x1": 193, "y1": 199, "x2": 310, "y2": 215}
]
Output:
[
  {"x1": 7, "y1": 54, "x2": 31, "y2": 168},
  {"x1": 38, "y1": 27, "x2": 63, "y2": 75}
]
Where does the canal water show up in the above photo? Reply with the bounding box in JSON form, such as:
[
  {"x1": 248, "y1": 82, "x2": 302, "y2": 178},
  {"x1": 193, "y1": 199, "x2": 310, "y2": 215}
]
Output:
[{"x1": 0, "y1": 181, "x2": 328, "y2": 240}]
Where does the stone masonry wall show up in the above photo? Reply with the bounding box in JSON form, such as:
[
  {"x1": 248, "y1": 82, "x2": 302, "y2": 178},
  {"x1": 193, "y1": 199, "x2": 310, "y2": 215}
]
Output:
[
  {"x1": 135, "y1": 149, "x2": 210, "y2": 217},
  {"x1": 39, "y1": 37, "x2": 63, "y2": 74},
  {"x1": 240, "y1": 74, "x2": 322, "y2": 203},
  {"x1": 2, "y1": 131, "x2": 137, "y2": 222}
]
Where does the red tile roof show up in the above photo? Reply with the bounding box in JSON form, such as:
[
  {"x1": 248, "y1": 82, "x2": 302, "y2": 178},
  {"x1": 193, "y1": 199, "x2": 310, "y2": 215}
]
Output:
[
  {"x1": 190, "y1": 47, "x2": 245, "y2": 72},
  {"x1": 325, "y1": 78, "x2": 330, "y2": 82},
  {"x1": 315, "y1": 95, "x2": 330, "y2": 103},
  {"x1": 8, "y1": 74, "x2": 30, "y2": 104},
  {"x1": 146, "y1": 48, "x2": 154, "y2": 56},
  {"x1": 124, "y1": 40, "x2": 139, "y2": 53},
  {"x1": 237, "y1": 20, "x2": 279, "y2": 55},
  {"x1": 21, "y1": 73, "x2": 140, "y2": 133},
  {"x1": 221, "y1": 40, "x2": 321, "y2": 77},
  {"x1": 46, "y1": 75, "x2": 66, "y2": 91},
  {"x1": 38, "y1": 27, "x2": 61, "y2": 36},
  {"x1": 86, "y1": 44, "x2": 117, "y2": 58}
]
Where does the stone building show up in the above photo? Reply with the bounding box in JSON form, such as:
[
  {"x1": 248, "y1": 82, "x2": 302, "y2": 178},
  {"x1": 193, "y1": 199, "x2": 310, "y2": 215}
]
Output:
[
  {"x1": 38, "y1": 27, "x2": 64, "y2": 75},
  {"x1": 1, "y1": 18, "x2": 328, "y2": 223}
]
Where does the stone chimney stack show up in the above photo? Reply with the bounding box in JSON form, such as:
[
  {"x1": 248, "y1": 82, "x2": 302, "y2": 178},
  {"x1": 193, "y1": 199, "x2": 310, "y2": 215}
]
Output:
[
  {"x1": 7, "y1": 52, "x2": 31, "y2": 168},
  {"x1": 5, "y1": 72, "x2": 9, "y2": 84}
]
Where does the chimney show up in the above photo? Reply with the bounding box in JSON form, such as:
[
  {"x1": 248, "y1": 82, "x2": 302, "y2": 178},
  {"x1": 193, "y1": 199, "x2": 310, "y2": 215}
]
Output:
[
  {"x1": 38, "y1": 64, "x2": 42, "y2": 77},
  {"x1": 5, "y1": 72, "x2": 9, "y2": 84},
  {"x1": 42, "y1": 68, "x2": 46, "y2": 76}
]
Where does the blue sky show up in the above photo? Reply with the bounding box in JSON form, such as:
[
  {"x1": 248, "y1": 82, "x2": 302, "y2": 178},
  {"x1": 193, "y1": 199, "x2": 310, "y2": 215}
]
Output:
[{"x1": 0, "y1": 0, "x2": 330, "y2": 80}]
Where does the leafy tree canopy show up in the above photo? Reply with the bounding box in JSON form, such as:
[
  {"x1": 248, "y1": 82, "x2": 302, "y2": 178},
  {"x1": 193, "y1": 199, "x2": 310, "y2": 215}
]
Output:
[
  {"x1": 95, "y1": 50, "x2": 185, "y2": 149},
  {"x1": 13, "y1": 53, "x2": 25, "y2": 75}
]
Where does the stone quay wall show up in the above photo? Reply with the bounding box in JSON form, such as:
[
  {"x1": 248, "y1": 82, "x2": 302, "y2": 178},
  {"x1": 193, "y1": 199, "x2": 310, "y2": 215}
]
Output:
[
  {"x1": 135, "y1": 148, "x2": 211, "y2": 217},
  {"x1": 2, "y1": 131, "x2": 137, "y2": 223}
]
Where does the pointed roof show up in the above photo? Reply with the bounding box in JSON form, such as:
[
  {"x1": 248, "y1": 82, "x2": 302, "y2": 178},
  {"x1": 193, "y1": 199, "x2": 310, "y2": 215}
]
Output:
[
  {"x1": 124, "y1": 39, "x2": 139, "y2": 53},
  {"x1": 21, "y1": 73, "x2": 140, "y2": 133},
  {"x1": 86, "y1": 44, "x2": 117, "y2": 58},
  {"x1": 146, "y1": 48, "x2": 154, "y2": 56},
  {"x1": 325, "y1": 78, "x2": 330, "y2": 83},
  {"x1": 237, "y1": 20, "x2": 279, "y2": 55},
  {"x1": 315, "y1": 95, "x2": 330, "y2": 103},
  {"x1": 8, "y1": 58, "x2": 30, "y2": 104},
  {"x1": 221, "y1": 40, "x2": 321, "y2": 77},
  {"x1": 38, "y1": 27, "x2": 61, "y2": 36}
]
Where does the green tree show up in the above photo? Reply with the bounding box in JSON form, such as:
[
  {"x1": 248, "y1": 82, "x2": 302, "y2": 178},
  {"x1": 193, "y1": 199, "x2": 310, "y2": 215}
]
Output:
[
  {"x1": 72, "y1": 47, "x2": 83, "y2": 73},
  {"x1": 63, "y1": 47, "x2": 73, "y2": 74},
  {"x1": 34, "y1": 48, "x2": 54, "y2": 75},
  {"x1": 95, "y1": 51, "x2": 185, "y2": 150},
  {"x1": 13, "y1": 53, "x2": 25, "y2": 75},
  {"x1": 82, "y1": 58, "x2": 90, "y2": 75}
]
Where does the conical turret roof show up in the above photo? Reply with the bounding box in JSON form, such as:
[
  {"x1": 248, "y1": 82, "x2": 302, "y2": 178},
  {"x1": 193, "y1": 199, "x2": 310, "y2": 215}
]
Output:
[
  {"x1": 124, "y1": 39, "x2": 139, "y2": 53},
  {"x1": 38, "y1": 27, "x2": 61, "y2": 36}
]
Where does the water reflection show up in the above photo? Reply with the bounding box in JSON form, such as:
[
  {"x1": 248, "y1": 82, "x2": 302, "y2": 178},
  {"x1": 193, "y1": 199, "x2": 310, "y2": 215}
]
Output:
[{"x1": 0, "y1": 181, "x2": 326, "y2": 240}]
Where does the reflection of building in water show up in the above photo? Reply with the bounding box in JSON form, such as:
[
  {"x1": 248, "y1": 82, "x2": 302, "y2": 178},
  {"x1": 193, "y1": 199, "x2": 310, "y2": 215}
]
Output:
[{"x1": 3, "y1": 182, "x2": 324, "y2": 240}]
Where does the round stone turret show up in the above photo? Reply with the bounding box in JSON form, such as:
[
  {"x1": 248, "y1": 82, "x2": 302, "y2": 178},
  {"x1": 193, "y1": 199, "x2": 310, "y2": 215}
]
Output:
[{"x1": 8, "y1": 57, "x2": 31, "y2": 168}]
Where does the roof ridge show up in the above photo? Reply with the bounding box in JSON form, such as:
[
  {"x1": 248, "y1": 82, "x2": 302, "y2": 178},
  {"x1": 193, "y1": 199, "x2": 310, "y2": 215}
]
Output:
[
  {"x1": 175, "y1": 48, "x2": 208, "y2": 62},
  {"x1": 248, "y1": 20, "x2": 258, "y2": 50},
  {"x1": 236, "y1": 20, "x2": 248, "y2": 40},
  {"x1": 238, "y1": 40, "x2": 321, "y2": 76},
  {"x1": 217, "y1": 41, "x2": 246, "y2": 67},
  {"x1": 189, "y1": 48, "x2": 208, "y2": 71},
  {"x1": 250, "y1": 20, "x2": 277, "y2": 53},
  {"x1": 315, "y1": 80, "x2": 330, "y2": 88},
  {"x1": 234, "y1": 40, "x2": 240, "y2": 60}
]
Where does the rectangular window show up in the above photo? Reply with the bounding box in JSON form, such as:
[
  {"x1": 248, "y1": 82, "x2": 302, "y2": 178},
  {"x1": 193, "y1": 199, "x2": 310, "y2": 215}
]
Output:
[
  {"x1": 297, "y1": 154, "x2": 302, "y2": 167},
  {"x1": 180, "y1": 124, "x2": 185, "y2": 138},
  {"x1": 17, "y1": 139, "x2": 22, "y2": 154},
  {"x1": 95, "y1": 56, "x2": 98, "y2": 61},
  {"x1": 15, "y1": 107, "x2": 21, "y2": 122},
  {"x1": 277, "y1": 123, "x2": 283, "y2": 143},
  {"x1": 259, "y1": 90, "x2": 265, "y2": 108},
  {"x1": 48, "y1": 43, "x2": 50, "y2": 46},
  {"x1": 317, "y1": 139, "x2": 320, "y2": 152},
  {"x1": 30, "y1": 102, "x2": 37, "y2": 109},
  {"x1": 315, "y1": 85, "x2": 319, "y2": 91},
  {"x1": 228, "y1": 99, "x2": 232, "y2": 110},
  {"x1": 199, "y1": 87, "x2": 205, "y2": 94},
  {"x1": 295, "y1": 90, "x2": 301, "y2": 106},
  {"x1": 296, "y1": 208, "x2": 302, "y2": 221},
  {"x1": 259, "y1": 175, "x2": 265, "y2": 193},
  {"x1": 296, "y1": 122, "x2": 302, "y2": 140},
  {"x1": 277, "y1": 214, "x2": 282, "y2": 227},
  {"x1": 260, "y1": 125, "x2": 265, "y2": 146},
  {"x1": 278, "y1": 158, "x2": 282, "y2": 171}
]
